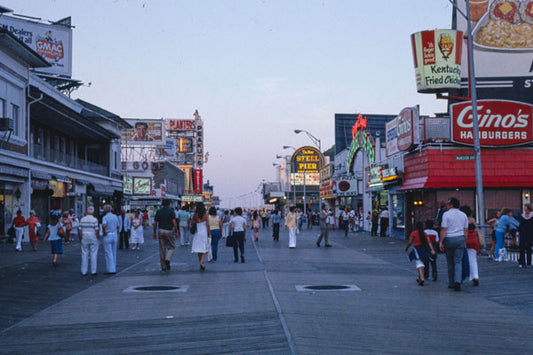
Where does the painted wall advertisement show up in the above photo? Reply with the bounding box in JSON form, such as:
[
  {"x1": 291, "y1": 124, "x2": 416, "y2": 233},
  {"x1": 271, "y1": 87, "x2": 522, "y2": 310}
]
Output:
[
  {"x1": 456, "y1": 1, "x2": 533, "y2": 104},
  {"x1": 450, "y1": 99, "x2": 533, "y2": 146},
  {"x1": 0, "y1": 15, "x2": 72, "y2": 77},
  {"x1": 121, "y1": 120, "x2": 165, "y2": 145},
  {"x1": 411, "y1": 29, "x2": 463, "y2": 93}
]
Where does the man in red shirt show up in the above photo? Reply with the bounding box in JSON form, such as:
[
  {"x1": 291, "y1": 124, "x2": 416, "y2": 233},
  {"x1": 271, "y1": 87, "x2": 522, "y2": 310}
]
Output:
[{"x1": 12, "y1": 210, "x2": 26, "y2": 251}]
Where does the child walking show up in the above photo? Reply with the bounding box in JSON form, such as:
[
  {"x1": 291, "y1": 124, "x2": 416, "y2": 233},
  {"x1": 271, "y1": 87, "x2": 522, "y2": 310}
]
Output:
[
  {"x1": 405, "y1": 221, "x2": 435, "y2": 286},
  {"x1": 43, "y1": 212, "x2": 64, "y2": 267}
]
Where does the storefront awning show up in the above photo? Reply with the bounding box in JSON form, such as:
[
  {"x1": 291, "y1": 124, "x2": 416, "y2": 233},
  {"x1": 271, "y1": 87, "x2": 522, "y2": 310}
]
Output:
[
  {"x1": 52, "y1": 174, "x2": 71, "y2": 183},
  {"x1": 31, "y1": 171, "x2": 52, "y2": 180},
  {"x1": 89, "y1": 183, "x2": 119, "y2": 196},
  {"x1": 401, "y1": 148, "x2": 533, "y2": 190}
]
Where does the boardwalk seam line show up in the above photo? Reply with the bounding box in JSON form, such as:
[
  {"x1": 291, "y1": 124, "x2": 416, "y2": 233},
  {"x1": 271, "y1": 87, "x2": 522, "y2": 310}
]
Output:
[{"x1": 252, "y1": 239, "x2": 297, "y2": 355}]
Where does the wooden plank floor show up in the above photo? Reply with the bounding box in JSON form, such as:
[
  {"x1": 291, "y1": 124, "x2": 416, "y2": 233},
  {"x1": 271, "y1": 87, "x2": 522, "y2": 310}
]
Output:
[{"x1": 0, "y1": 312, "x2": 290, "y2": 354}]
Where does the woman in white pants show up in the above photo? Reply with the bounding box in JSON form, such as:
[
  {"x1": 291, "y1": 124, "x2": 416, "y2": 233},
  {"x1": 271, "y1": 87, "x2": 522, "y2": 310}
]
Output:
[
  {"x1": 222, "y1": 210, "x2": 230, "y2": 239},
  {"x1": 460, "y1": 205, "x2": 481, "y2": 286},
  {"x1": 285, "y1": 206, "x2": 297, "y2": 248}
]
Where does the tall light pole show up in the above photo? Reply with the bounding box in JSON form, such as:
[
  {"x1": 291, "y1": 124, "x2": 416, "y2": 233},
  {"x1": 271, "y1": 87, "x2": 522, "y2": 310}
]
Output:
[
  {"x1": 276, "y1": 155, "x2": 291, "y2": 192},
  {"x1": 449, "y1": 0, "x2": 485, "y2": 229},
  {"x1": 294, "y1": 129, "x2": 322, "y2": 216},
  {"x1": 283, "y1": 146, "x2": 296, "y2": 208}
]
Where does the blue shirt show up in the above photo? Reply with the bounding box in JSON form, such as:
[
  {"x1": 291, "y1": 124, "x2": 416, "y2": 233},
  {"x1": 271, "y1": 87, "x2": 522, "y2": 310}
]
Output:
[
  {"x1": 102, "y1": 212, "x2": 119, "y2": 235},
  {"x1": 47, "y1": 222, "x2": 63, "y2": 241},
  {"x1": 496, "y1": 214, "x2": 519, "y2": 234}
]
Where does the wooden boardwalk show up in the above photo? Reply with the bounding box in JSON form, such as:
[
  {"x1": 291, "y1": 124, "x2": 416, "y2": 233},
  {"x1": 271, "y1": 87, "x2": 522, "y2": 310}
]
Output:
[{"x1": 2, "y1": 227, "x2": 533, "y2": 354}]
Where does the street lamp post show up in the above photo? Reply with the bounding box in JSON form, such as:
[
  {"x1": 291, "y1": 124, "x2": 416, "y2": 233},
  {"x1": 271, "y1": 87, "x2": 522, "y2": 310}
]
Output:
[
  {"x1": 283, "y1": 146, "x2": 296, "y2": 208},
  {"x1": 449, "y1": 0, "x2": 486, "y2": 230},
  {"x1": 294, "y1": 129, "x2": 322, "y2": 216}
]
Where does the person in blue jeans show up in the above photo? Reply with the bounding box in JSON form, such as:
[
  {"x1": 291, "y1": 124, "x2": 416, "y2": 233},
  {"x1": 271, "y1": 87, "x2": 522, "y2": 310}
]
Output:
[
  {"x1": 271, "y1": 210, "x2": 281, "y2": 241},
  {"x1": 207, "y1": 207, "x2": 222, "y2": 262},
  {"x1": 439, "y1": 197, "x2": 468, "y2": 292},
  {"x1": 102, "y1": 204, "x2": 120, "y2": 274},
  {"x1": 495, "y1": 208, "x2": 520, "y2": 261}
]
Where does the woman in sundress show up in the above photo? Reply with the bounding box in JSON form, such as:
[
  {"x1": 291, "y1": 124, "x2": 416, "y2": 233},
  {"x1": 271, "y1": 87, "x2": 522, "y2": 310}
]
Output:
[
  {"x1": 191, "y1": 202, "x2": 210, "y2": 271},
  {"x1": 129, "y1": 209, "x2": 144, "y2": 250}
]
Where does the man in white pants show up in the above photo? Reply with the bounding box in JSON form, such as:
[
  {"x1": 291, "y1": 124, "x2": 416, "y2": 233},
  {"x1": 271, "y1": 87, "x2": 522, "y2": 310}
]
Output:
[
  {"x1": 79, "y1": 206, "x2": 99, "y2": 276},
  {"x1": 101, "y1": 204, "x2": 119, "y2": 274}
]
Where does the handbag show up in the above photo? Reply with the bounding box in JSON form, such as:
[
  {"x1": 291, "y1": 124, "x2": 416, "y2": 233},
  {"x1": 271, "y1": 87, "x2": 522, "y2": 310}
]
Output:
[
  {"x1": 226, "y1": 234, "x2": 235, "y2": 247},
  {"x1": 190, "y1": 222, "x2": 197, "y2": 234},
  {"x1": 8, "y1": 226, "x2": 15, "y2": 238},
  {"x1": 57, "y1": 226, "x2": 66, "y2": 238},
  {"x1": 207, "y1": 237, "x2": 213, "y2": 261}
]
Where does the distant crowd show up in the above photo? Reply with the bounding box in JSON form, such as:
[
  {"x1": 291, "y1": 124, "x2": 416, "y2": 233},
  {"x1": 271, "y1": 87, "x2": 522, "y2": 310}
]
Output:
[{"x1": 8, "y1": 198, "x2": 532, "y2": 289}]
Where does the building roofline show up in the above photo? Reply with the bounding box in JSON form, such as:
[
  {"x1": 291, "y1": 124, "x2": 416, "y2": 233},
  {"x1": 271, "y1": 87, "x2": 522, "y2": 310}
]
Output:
[{"x1": 0, "y1": 28, "x2": 50, "y2": 68}]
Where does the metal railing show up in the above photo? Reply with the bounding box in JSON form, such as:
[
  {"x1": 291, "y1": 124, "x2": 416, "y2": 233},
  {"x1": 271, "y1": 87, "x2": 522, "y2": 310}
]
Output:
[{"x1": 33, "y1": 145, "x2": 108, "y2": 176}]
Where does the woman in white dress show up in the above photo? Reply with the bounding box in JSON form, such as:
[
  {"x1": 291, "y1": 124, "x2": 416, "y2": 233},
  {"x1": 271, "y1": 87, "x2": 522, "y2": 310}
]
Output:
[
  {"x1": 129, "y1": 209, "x2": 144, "y2": 250},
  {"x1": 191, "y1": 202, "x2": 210, "y2": 271}
]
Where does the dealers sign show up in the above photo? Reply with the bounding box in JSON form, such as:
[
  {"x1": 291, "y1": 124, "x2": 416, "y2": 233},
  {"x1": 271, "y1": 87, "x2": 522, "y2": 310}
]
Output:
[{"x1": 450, "y1": 100, "x2": 533, "y2": 147}]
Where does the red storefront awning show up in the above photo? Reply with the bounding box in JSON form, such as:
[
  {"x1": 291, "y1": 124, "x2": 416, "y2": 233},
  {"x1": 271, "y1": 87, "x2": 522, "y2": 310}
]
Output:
[{"x1": 400, "y1": 148, "x2": 533, "y2": 190}]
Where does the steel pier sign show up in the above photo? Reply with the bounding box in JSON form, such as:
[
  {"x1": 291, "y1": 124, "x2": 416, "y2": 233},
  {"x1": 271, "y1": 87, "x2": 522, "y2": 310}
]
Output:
[{"x1": 450, "y1": 100, "x2": 533, "y2": 147}]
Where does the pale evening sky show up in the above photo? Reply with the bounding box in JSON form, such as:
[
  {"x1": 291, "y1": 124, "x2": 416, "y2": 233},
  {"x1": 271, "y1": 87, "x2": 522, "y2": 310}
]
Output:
[{"x1": 2, "y1": 0, "x2": 453, "y2": 206}]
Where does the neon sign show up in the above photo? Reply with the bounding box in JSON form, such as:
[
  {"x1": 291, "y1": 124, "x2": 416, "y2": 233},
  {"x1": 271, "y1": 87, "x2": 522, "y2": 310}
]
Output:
[{"x1": 347, "y1": 115, "x2": 375, "y2": 172}]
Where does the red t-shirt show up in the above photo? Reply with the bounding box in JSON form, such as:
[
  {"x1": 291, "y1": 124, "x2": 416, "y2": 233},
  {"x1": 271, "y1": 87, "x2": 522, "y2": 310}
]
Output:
[
  {"x1": 410, "y1": 230, "x2": 428, "y2": 246},
  {"x1": 13, "y1": 216, "x2": 25, "y2": 227}
]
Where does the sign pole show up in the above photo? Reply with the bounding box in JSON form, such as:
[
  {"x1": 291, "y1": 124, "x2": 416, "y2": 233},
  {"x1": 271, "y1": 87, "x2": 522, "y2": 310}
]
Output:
[
  {"x1": 292, "y1": 162, "x2": 296, "y2": 207},
  {"x1": 465, "y1": 0, "x2": 485, "y2": 229},
  {"x1": 303, "y1": 163, "x2": 307, "y2": 216}
]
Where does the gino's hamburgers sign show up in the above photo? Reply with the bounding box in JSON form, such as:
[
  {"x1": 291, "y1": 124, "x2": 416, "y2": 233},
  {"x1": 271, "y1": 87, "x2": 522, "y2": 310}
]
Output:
[{"x1": 450, "y1": 100, "x2": 533, "y2": 147}]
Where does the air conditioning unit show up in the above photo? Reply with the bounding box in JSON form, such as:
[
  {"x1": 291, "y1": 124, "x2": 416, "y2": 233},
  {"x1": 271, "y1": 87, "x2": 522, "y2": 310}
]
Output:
[{"x1": 0, "y1": 117, "x2": 13, "y2": 131}]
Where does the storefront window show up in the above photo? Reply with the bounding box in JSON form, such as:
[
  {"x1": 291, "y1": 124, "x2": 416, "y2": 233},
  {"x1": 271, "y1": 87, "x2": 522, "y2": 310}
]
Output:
[
  {"x1": 378, "y1": 191, "x2": 388, "y2": 210},
  {"x1": 392, "y1": 193, "x2": 405, "y2": 229}
]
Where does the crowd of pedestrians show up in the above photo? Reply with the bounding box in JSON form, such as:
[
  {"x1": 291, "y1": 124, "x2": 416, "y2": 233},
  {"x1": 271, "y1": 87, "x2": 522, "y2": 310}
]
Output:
[
  {"x1": 6, "y1": 198, "x2": 533, "y2": 291},
  {"x1": 403, "y1": 196, "x2": 533, "y2": 292}
]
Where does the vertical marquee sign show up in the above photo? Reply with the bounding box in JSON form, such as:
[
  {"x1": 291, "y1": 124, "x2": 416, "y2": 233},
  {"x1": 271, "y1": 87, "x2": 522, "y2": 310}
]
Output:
[{"x1": 346, "y1": 115, "x2": 376, "y2": 173}]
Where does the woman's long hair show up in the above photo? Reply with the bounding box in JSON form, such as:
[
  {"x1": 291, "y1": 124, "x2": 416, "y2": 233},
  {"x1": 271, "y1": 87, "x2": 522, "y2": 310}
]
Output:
[
  {"x1": 253, "y1": 210, "x2": 259, "y2": 220},
  {"x1": 196, "y1": 202, "x2": 206, "y2": 219},
  {"x1": 416, "y1": 221, "x2": 427, "y2": 246}
]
